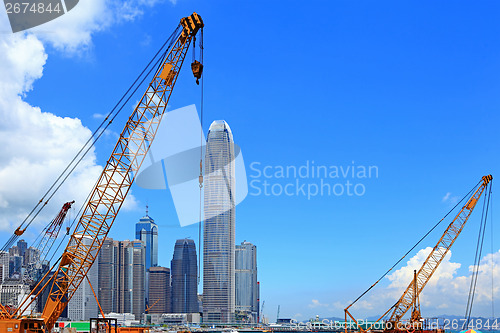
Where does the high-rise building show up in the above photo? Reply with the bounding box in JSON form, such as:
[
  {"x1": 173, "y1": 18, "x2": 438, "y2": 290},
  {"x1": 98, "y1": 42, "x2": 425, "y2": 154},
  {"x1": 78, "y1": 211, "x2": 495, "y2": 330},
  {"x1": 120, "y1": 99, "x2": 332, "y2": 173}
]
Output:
[
  {"x1": 68, "y1": 235, "x2": 99, "y2": 321},
  {"x1": 97, "y1": 238, "x2": 146, "y2": 319},
  {"x1": 115, "y1": 240, "x2": 146, "y2": 319},
  {"x1": 9, "y1": 256, "x2": 23, "y2": 278},
  {"x1": 130, "y1": 240, "x2": 146, "y2": 319},
  {"x1": 98, "y1": 238, "x2": 119, "y2": 314},
  {"x1": 17, "y1": 239, "x2": 27, "y2": 258},
  {"x1": 135, "y1": 212, "x2": 158, "y2": 272},
  {"x1": 203, "y1": 120, "x2": 236, "y2": 323},
  {"x1": 136, "y1": 211, "x2": 158, "y2": 306},
  {"x1": 171, "y1": 239, "x2": 198, "y2": 314},
  {"x1": 0, "y1": 251, "x2": 9, "y2": 282},
  {"x1": 148, "y1": 266, "x2": 171, "y2": 314},
  {"x1": 235, "y1": 241, "x2": 258, "y2": 323}
]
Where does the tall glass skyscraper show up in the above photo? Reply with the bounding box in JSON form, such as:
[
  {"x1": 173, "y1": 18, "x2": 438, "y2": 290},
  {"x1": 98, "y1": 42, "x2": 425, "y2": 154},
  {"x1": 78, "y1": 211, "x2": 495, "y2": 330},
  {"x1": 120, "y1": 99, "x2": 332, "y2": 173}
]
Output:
[
  {"x1": 97, "y1": 238, "x2": 146, "y2": 319},
  {"x1": 235, "y1": 241, "x2": 258, "y2": 323},
  {"x1": 136, "y1": 212, "x2": 158, "y2": 307},
  {"x1": 203, "y1": 120, "x2": 236, "y2": 323},
  {"x1": 171, "y1": 238, "x2": 198, "y2": 313},
  {"x1": 135, "y1": 213, "x2": 158, "y2": 271}
]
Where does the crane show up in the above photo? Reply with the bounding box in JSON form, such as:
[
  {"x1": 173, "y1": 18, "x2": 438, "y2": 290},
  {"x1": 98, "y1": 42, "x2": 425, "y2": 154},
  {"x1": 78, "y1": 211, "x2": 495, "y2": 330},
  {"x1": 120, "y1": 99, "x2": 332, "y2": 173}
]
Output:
[
  {"x1": 24, "y1": 201, "x2": 74, "y2": 286},
  {"x1": 0, "y1": 12, "x2": 204, "y2": 333},
  {"x1": 345, "y1": 174, "x2": 493, "y2": 333}
]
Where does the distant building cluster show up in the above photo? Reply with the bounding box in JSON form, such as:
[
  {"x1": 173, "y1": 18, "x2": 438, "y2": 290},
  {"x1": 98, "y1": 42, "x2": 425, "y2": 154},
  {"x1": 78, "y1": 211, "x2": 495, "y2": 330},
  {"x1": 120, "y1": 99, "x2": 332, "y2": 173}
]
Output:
[{"x1": 0, "y1": 119, "x2": 259, "y2": 324}]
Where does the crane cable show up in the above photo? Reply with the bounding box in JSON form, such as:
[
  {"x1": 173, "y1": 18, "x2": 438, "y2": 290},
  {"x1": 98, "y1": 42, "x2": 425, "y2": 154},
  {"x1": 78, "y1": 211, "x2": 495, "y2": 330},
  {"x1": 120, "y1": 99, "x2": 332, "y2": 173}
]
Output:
[
  {"x1": 491, "y1": 191, "x2": 495, "y2": 319},
  {"x1": 198, "y1": 27, "x2": 204, "y2": 285},
  {"x1": 346, "y1": 179, "x2": 482, "y2": 310},
  {"x1": 464, "y1": 180, "x2": 493, "y2": 327},
  {"x1": 1, "y1": 26, "x2": 182, "y2": 262}
]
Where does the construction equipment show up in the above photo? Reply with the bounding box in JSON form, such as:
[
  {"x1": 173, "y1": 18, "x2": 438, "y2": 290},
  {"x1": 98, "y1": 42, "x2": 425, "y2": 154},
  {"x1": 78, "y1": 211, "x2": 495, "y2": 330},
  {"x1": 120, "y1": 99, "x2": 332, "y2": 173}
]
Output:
[
  {"x1": 144, "y1": 298, "x2": 160, "y2": 314},
  {"x1": 0, "y1": 12, "x2": 203, "y2": 333},
  {"x1": 345, "y1": 174, "x2": 493, "y2": 333},
  {"x1": 24, "y1": 201, "x2": 74, "y2": 286}
]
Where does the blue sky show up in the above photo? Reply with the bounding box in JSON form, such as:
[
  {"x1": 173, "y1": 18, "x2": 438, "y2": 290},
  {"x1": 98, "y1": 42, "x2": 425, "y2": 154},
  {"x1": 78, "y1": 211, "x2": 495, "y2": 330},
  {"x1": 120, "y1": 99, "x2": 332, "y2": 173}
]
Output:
[{"x1": 0, "y1": 0, "x2": 499, "y2": 322}]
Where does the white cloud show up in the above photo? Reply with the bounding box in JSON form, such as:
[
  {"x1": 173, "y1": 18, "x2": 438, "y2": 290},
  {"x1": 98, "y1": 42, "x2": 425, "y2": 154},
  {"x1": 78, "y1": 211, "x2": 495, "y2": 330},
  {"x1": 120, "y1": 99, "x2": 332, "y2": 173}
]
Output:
[
  {"x1": 442, "y1": 192, "x2": 460, "y2": 205},
  {"x1": 92, "y1": 113, "x2": 107, "y2": 119},
  {"x1": 0, "y1": 33, "x2": 102, "y2": 232},
  {"x1": 309, "y1": 299, "x2": 329, "y2": 308},
  {"x1": 0, "y1": 0, "x2": 174, "y2": 54},
  {"x1": 0, "y1": 0, "x2": 164, "y2": 233}
]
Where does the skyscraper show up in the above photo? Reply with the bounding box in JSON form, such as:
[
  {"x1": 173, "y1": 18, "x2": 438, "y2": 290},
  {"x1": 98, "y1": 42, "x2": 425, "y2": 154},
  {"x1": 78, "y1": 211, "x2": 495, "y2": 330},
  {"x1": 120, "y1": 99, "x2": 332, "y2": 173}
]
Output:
[
  {"x1": 171, "y1": 239, "x2": 198, "y2": 314},
  {"x1": 117, "y1": 240, "x2": 146, "y2": 319},
  {"x1": 148, "y1": 266, "x2": 171, "y2": 314},
  {"x1": 98, "y1": 238, "x2": 119, "y2": 314},
  {"x1": 16, "y1": 239, "x2": 27, "y2": 258},
  {"x1": 130, "y1": 240, "x2": 146, "y2": 319},
  {"x1": 97, "y1": 238, "x2": 146, "y2": 319},
  {"x1": 68, "y1": 235, "x2": 99, "y2": 321},
  {"x1": 0, "y1": 251, "x2": 9, "y2": 282},
  {"x1": 135, "y1": 212, "x2": 158, "y2": 271},
  {"x1": 136, "y1": 211, "x2": 158, "y2": 307},
  {"x1": 203, "y1": 120, "x2": 236, "y2": 323},
  {"x1": 235, "y1": 241, "x2": 258, "y2": 323}
]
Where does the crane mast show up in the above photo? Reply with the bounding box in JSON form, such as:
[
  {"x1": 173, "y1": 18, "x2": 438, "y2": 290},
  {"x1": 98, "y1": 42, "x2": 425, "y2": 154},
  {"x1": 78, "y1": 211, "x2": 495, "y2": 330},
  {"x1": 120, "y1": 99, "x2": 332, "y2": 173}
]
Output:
[{"x1": 5, "y1": 13, "x2": 203, "y2": 332}]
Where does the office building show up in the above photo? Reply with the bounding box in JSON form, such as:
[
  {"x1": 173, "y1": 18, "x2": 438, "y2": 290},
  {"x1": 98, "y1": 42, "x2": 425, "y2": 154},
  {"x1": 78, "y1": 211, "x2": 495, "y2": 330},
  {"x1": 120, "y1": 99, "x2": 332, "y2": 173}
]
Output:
[
  {"x1": 171, "y1": 239, "x2": 198, "y2": 313},
  {"x1": 148, "y1": 266, "x2": 171, "y2": 314},
  {"x1": 9, "y1": 255, "x2": 23, "y2": 279},
  {"x1": 117, "y1": 240, "x2": 146, "y2": 319},
  {"x1": 17, "y1": 239, "x2": 27, "y2": 258},
  {"x1": 135, "y1": 212, "x2": 158, "y2": 272},
  {"x1": 0, "y1": 251, "x2": 9, "y2": 282},
  {"x1": 96, "y1": 238, "x2": 147, "y2": 320},
  {"x1": 130, "y1": 240, "x2": 146, "y2": 319},
  {"x1": 98, "y1": 238, "x2": 119, "y2": 314},
  {"x1": 235, "y1": 241, "x2": 258, "y2": 323},
  {"x1": 68, "y1": 235, "x2": 99, "y2": 321},
  {"x1": 136, "y1": 211, "x2": 158, "y2": 306},
  {"x1": 203, "y1": 120, "x2": 236, "y2": 323}
]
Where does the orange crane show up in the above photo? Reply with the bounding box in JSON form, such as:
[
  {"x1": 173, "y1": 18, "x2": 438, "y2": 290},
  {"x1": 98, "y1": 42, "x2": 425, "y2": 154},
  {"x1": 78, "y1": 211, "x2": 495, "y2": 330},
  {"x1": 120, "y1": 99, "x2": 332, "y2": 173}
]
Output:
[
  {"x1": 344, "y1": 174, "x2": 493, "y2": 333},
  {"x1": 0, "y1": 12, "x2": 203, "y2": 333}
]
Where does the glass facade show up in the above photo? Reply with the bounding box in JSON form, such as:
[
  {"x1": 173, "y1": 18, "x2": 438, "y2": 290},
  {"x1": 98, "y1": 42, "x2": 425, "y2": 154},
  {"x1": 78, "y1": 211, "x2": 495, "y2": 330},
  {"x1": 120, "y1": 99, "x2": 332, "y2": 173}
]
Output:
[
  {"x1": 171, "y1": 238, "x2": 198, "y2": 313},
  {"x1": 148, "y1": 266, "x2": 171, "y2": 314},
  {"x1": 136, "y1": 214, "x2": 158, "y2": 307},
  {"x1": 135, "y1": 215, "x2": 158, "y2": 271},
  {"x1": 68, "y1": 235, "x2": 99, "y2": 321},
  {"x1": 235, "y1": 241, "x2": 258, "y2": 323},
  {"x1": 203, "y1": 120, "x2": 236, "y2": 323}
]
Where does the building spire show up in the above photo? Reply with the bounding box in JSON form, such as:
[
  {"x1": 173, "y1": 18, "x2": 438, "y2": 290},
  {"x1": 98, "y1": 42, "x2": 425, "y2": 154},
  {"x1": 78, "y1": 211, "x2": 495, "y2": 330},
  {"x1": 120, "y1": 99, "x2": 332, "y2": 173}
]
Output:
[{"x1": 146, "y1": 204, "x2": 149, "y2": 216}]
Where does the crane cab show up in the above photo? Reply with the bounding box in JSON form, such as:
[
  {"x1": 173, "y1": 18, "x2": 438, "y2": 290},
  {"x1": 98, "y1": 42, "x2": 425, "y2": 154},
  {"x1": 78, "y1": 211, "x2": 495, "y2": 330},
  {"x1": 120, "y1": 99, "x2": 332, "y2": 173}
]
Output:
[{"x1": 0, "y1": 319, "x2": 45, "y2": 333}]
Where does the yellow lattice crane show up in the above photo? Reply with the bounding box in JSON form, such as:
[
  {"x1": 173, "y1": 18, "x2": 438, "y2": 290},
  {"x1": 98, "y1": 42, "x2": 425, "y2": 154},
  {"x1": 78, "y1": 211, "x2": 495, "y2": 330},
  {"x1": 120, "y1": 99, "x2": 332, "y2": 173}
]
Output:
[
  {"x1": 345, "y1": 174, "x2": 493, "y2": 333},
  {"x1": 0, "y1": 12, "x2": 203, "y2": 333}
]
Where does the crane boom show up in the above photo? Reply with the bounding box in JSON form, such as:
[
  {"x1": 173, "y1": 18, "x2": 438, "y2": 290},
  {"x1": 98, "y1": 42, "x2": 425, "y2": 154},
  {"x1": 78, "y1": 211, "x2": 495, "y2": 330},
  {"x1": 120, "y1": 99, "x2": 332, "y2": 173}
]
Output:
[
  {"x1": 24, "y1": 201, "x2": 74, "y2": 285},
  {"x1": 9, "y1": 13, "x2": 203, "y2": 331},
  {"x1": 388, "y1": 174, "x2": 492, "y2": 325}
]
